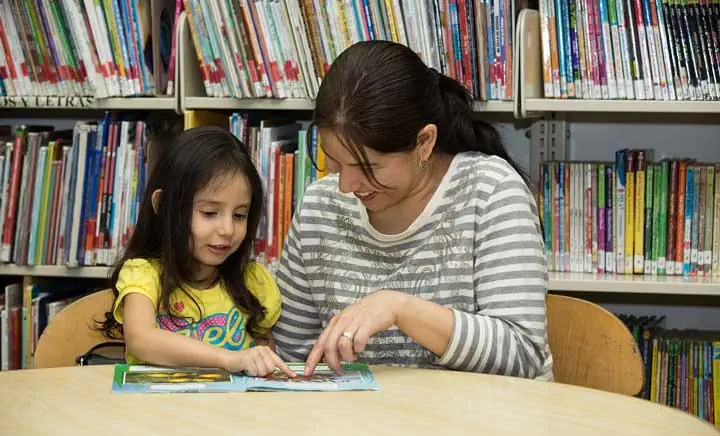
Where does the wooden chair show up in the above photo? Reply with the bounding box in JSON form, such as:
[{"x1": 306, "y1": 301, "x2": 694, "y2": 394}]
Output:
[
  {"x1": 33, "y1": 289, "x2": 123, "y2": 369},
  {"x1": 546, "y1": 294, "x2": 644, "y2": 396}
]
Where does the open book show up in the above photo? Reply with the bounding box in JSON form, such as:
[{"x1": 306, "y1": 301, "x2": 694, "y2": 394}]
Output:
[{"x1": 111, "y1": 363, "x2": 380, "y2": 393}]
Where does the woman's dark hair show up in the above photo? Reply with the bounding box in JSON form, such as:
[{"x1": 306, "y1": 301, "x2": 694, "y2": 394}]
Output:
[
  {"x1": 312, "y1": 40, "x2": 526, "y2": 185},
  {"x1": 98, "y1": 125, "x2": 266, "y2": 339}
]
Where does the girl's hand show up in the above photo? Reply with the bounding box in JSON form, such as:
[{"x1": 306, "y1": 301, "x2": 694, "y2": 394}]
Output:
[
  {"x1": 221, "y1": 346, "x2": 296, "y2": 378},
  {"x1": 305, "y1": 290, "x2": 406, "y2": 376}
]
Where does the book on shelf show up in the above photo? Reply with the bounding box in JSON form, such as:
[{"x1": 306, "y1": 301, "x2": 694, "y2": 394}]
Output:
[
  {"x1": 618, "y1": 314, "x2": 720, "y2": 428},
  {"x1": 0, "y1": 280, "x2": 103, "y2": 371},
  {"x1": 221, "y1": 112, "x2": 326, "y2": 271},
  {"x1": 0, "y1": 117, "x2": 158, "y2": 269},
  {"x1": 538, "y1": 0, "x2": 720, "y2": 100},
  {"x1": 183, "y1": 0, "x2": 518, "y2": 101},
  {"x1": 0, "y1": 0, "x2": 178, "y2": 99},
  {"x1": 538, "y1": 149, "x2": 720, "y2": 278}
]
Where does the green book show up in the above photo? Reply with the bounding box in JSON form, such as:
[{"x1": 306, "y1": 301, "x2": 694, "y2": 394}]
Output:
[
  {"x1": 658, "y1": 161, "x2": 669, "y2": 275},
  {"x1": 644, "y1": 165, "x2": 654, "y2": 274}
]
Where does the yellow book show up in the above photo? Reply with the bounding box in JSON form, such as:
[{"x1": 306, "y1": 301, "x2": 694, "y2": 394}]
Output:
[
  {"x1": 184, "y1": 110, "x2": 230, "y2": 130},
  {"x1": 634, "y1": 150, "x2": 647, "y2": 273},
  {"x1": 384, "y1": 0, "x2": 399, "y2": 43},
  {"x1": 335, "y1": 0, "x2": 353, "y2": 51},
  {"x1": 316, "y1": 134, "x2": 327, "y2": 178},
  {"x1": 713, "y1": 341, "x2": 720, "y2": 428},
  {"x1": 36, "y1": 141, "x2": 55, "y2": 265},
  {"x1": 625, "y1": 152, "x2": 635, "y2": 273}
]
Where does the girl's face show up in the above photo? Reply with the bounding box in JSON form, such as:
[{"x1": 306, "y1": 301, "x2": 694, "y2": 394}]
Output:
[
  {"x1": 190, "y1": 172, "x2": 252, "y2": 277},
  {"x1": 320, "y1": 130, "x2": 426, "y2": 214}
]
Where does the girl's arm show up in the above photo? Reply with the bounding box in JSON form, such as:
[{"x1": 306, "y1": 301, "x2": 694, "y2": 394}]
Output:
[
  {"x1": 122, "y1": 293, "x2": 229, "y2": 368},
  {"x1": 122, "y1": 294, "x2": 295, "y2": 377}
]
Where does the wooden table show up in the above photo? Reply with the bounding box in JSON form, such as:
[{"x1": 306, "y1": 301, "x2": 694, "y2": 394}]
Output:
[{"x1": 0, "y1": 365, "x2": 717, "y2": 435}]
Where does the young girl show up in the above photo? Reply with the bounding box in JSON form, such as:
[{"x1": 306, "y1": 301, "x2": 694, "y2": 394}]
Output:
[{"x1": 100, "y1": 125, "x2": 295, "y2": 378}]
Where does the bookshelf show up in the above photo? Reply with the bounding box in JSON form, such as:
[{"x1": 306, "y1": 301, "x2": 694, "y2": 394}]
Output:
[
  {"x1": 525, "y1": 99, "x2": 720, "y2": 114},
  {"x1": 2, "y1": 1, "x2": 718, "y2": 421},
  {"x1": 175, "y1": 11, "x2": 517, "y2": 115},
  {"x1": 548, "y1": 273, "x2": 720, "y2": 296},
  {"x1": 0, "y1": 97, "x2": 178, "y2": 112},
  {"x1": 0, "y1": 265, "x2": 110, "y2": 279}
]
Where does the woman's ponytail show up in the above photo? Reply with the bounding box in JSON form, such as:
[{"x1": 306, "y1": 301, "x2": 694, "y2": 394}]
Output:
[{"x1": 432, "y1": 69, "x2": 527, "y2": 183}]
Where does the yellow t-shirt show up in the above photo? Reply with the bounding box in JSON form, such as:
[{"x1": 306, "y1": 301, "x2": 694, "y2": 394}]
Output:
[{"x1": 112, "y1": 258, "x2": 281, "y2": 364}]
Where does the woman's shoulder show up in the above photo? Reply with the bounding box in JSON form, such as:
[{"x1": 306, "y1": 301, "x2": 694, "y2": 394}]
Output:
[
  {"x1": 450, "y1": 152, "x2": 527, "y2": 196},
  {"x1": 453, "y1": 152, "x2": 519, "y2": 183}
]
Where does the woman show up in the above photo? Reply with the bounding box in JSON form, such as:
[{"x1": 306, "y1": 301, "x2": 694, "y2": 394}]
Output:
[{"x1": 273, "y1": 41, "x2": 553, "y2": 380}]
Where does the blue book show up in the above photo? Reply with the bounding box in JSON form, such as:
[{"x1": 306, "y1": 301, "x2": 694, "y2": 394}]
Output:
[{"x1": 112, "y1": 363, "x2": 381, "y2": 393}]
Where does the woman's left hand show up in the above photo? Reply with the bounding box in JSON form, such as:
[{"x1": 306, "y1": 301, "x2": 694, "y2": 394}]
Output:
[{"x1": 304, "y1": 290, "x2": 406, "y2": 376}]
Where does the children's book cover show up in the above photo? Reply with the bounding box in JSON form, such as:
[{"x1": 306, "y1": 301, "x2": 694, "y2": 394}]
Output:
[{"x1": 111, "y1": 363, "x2": 380, "y2": 393}]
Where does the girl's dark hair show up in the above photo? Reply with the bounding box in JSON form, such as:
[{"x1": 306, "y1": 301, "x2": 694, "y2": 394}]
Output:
[
  {"x1": 99, "y1": 125, "x2": 266, "y2": 339},
  {"x1": 312, "y1": 40, "x2": 525, "y2": 185}
]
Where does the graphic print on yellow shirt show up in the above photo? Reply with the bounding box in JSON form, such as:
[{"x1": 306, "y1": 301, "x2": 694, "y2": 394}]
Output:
[{"x1": 112, "y1": 258, "x2": 281, "y2": 364}]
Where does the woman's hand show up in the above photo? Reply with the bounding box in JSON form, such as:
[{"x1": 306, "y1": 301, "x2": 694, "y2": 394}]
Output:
[
  {"x1": 304, "y1": 290, "x2": 406, "y2": 376},
  {"x1": 221, "y1": 346, "x2": 296, "y2": 378}
]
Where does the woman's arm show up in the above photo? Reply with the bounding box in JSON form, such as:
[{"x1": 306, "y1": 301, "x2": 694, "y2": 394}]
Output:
[
  {"x1": 272, "y1": 213, "x2": 324, "y2": 362},
  {"x1": 432, "y1": 171, "x2": 550, "y2": 378},
  {"x1": 306, "y1": 171, "x2": 550, "y2": 379}
]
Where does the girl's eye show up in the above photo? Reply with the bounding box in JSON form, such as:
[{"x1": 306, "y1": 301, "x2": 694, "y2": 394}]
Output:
[
  {"x1": 201, "y1": 211, "x2": 217, "y2": 217},
  {"x1": 234, "y1": 213, "x2": 247, "y2": 220}
]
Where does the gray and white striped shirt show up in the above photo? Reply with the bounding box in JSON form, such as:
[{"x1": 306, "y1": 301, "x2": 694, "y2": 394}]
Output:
[{"x1": 273, "y1": 152, "x2": 554, "y2": 380}]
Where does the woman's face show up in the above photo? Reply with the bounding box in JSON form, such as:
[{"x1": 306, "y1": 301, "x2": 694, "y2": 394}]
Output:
[{"x1": 319, "y1": 129, "x2": 426, "y2": 214}]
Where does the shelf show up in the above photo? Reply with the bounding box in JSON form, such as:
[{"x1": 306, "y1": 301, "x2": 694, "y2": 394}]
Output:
[
  {"x1": 185, "y1": 97, "x2": 315, "y2": 111},
  {"x1": 0, "y1": 265, "x2": 111, "y2": 279},
  {"x1": 0, "y1": 96, "x2": 177, "y2": 111},
  {"x1": 472, "y1": 101, "x2": 514, "y2": 112},
  {"x1": 185, "y1": 97, "x2": 515, "y2": 113},
  {"x1": 548, "y1": 272, "x2": 720, "y2": 296},
  {"x1": 525, "y1": 98, "x2": 720, "y2": 113}
]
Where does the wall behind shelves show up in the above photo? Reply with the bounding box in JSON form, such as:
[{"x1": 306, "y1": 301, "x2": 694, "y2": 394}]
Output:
[{"x1": 568, "y1": 115, "x2": 720, "y2": 330}]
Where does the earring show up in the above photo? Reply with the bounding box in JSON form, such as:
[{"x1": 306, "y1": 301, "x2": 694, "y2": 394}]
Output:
[{"x1": 419, "y1": 159, "x2": 428, "y2": 170}]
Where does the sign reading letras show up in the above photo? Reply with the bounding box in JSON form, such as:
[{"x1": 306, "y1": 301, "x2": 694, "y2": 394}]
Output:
[{"x1": 0, "y1": 96, "x2": 96, "y2": 108}]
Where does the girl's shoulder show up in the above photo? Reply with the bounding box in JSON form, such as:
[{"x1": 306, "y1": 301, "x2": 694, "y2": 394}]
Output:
[
  {"x1": 243, "y1": 261, "x2": 282, "y2": 330},
  {"x1": 116, "y1": 258, "x2": 162, "y2": 289}
]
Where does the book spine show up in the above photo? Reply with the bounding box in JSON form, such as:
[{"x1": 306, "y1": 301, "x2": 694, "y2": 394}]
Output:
[
  {"x1": 645, "y1": 163, "x2": 655, "y2": 274},
  {"x1": 634, "y1": 150, "x2": 647, "y2": 273},
  {"x1": 683, "y1": 165, "x2": 693, "y2": 275},
  {"x1": 592, "y1": 162, "x2": 599, "y2": 271},
  {"x1": 599, "y1": 162, "x2": 607, "y2": 273},
  {"x1": 565, "y1": 161, "x2": 571, "y2": 270},
  {"x1": 704, "y1": 165, "x2": 714, "y2": 275},
  {"x1": 651, "y1": 161, "x2": 660, "y2": 273},
  {"x1": 626, "y1": 150, "x2": 636, "y2": 271},
  {"x1": 667, "y1": 160, "x2": 678, "y2": 274},
  {"x1": 586, "y1": 163, "x2": 593, "y2": 271},
  {"x1": 616, "y1": 150, "x2": 627, "y2": 272},
  {"x1": 713, "y1": 165, "x2": 720, "y2": 276},
  {"x1": 606, "y1": 165, "x2": 614, "y2": 271},
  {"x1": 658, "y1": 160, "x2": 669, "y2": 274},
  {"x1": 691, "y1": 164, "x2": 701, "y2": 274}
]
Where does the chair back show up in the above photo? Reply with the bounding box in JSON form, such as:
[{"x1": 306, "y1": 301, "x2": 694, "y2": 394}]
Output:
[
  {"x1": 34, "y1": 289, "x2": 121, "y2": 368},
  {"x1": 546, "y1": 294, "x2": 644, "y2": 396}
]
